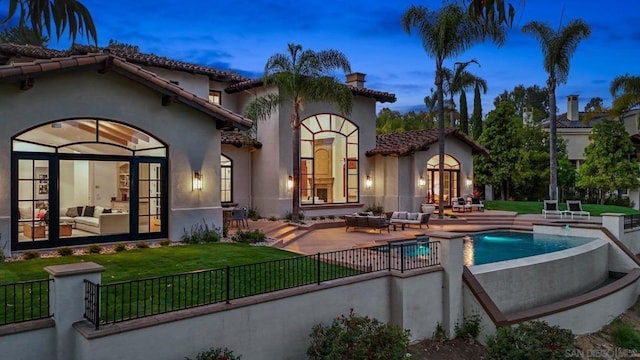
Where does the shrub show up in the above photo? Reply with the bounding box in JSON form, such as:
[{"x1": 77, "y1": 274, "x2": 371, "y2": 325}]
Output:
[
  {"x1": 454, "y1": 313, "x2": 482, "y2": 339},
  {"x1": 247, "y1": 207, "x2": 260, "y2": 221},
  {"x1": 268, "y1": 216, "x2": 277, "y2": 221},
  {"x1": 311, "y1": 216, "x2": 318, "y2": 221},
  {"x1": 158, "y1": 239, "x2": 171, "y2": 246},
  {"x1": 485, "y1": 321, "x2": 578, "y2": 360},
  {"x1": 327, "y1": 215, "x2": 336, "y2": 220},
  {"x1": 611, "y1": 320, "x2": 640, "y2": 350},
  {"x1": 433, "y1": 322, "x2": 447, "y2": 341},
  {"x1": 22, "y1": 250, "x2": 40, "y2": 260},
  {"x1": 88, "y1": 244, "x2": 102, "y2": 254},
  {"x1": 285, "y1": 211, "x2": 304, "y2": 221},
  {"x1": 365, "y1": 203, "x2": 385, "y2": 216},
  {"x1": 114, "y1": 243, "x2": 127, "y2": 252},
  {"x1": 307, "y1": 310, "x2": 410, "y2": 360},
  {"x1": 182, "y1": 220, "x2": 222, "y2": 244},
  {"x1": 319, "y1": 216, "x2": 325, "y2": 220},
  {"x1": 57, "y1": 247, "x2": 73, "y2": 256},
  {"x1": 186, "y1": 347, "x2": 242, "y2": 360},
  {"x1": 232, "y1": 229, "x2": 266, "y2": 244},
  {"x1": 136, "y1": 241, "x2": 149, "y2": 249}
]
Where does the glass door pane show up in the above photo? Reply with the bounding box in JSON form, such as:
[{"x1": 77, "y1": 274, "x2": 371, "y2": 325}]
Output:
[
  {"x1": 17, "y1": 159, "x2": 50, "y2": 243},
  {"x1": 138, "y1": 162, "x2": 162, "y2": 233}
]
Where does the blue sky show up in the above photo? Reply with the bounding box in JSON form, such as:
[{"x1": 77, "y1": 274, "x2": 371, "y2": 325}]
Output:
[{"x1": 38, "y1": 0, "x2": 640, "y2": 114}]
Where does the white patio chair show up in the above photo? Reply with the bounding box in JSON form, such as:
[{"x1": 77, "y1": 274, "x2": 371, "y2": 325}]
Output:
[
  {"x1": 564, "y1": 200, "x2": 591, "y2": 220},
  {"x1": 542, "y1": 200, "x2": 563, "y2": 218}
]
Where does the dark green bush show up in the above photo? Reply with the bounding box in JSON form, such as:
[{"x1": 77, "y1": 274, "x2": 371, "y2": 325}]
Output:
[
  {"x1": 232, "y1": 229, "x2": 266, "y2": 244},
  {"x1": 22, "y1": 250, "x2": 40, "y2": 260},
  {"x1": 365, "y1": 203, "x2": 385, "y2": 216},
  {"x1": 268, "y1": 216, "x2": 277, "y2": 221},
  {"x1": 247, "y1": 207, "x2": 260, "y2": 221},
  {"x1": 57, "y1": 247, "x2": 73, "y2": 256},
  {"x1": 114, "y1": 243, "x2": 127, "y2": 252},
  {"x1": 158, "y1": 239, "x2": 171, "y2": 246},
  {"x1": 612, "y1": 320, "x2": 640, "y2": 350},
  {"x1": 88, "y1": 244, "x2": 102, "y2": 254},
  {"x1": 327, "y1": 215, "x2": 336, "y2": 220},
  {"x1": 135, "y1": 241, "x2": 149, "y2": 249},
  {"x1": 307, "y1": 310, "x2": 410, "y2": 360},
  {"x1": 186, "y1": 347, "x2": 242, "y2": 360},
  {"x1": 485, "y1": 321, "x2": 578, "y2": 360},
  {"x1": 454, "y1": 313, "x2": 482, "y2": 339},
  {"x1": 181, "y1": 220, "x2": 222, "y2": 244}
]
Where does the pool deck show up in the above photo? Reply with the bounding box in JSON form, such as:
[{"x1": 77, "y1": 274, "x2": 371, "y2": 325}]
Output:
[{"x1": 239, "y1": 210, "x2": 601, "y2": 255}]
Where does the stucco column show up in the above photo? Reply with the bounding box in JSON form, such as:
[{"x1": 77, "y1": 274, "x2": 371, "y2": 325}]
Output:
[
  {"x1": 601, "y1": 213, "x2": 624, "y2": 240},
  {"x1": 429, "y1": 231, "x2": 464, "y2": 338},
  {"x1": 45, "y1": 262, "x2": 105, "y2": 360}
]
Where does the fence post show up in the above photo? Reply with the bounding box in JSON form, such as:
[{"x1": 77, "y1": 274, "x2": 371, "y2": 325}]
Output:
[
  {"x1": 387, "y1": 242, "x2": 391, "y2": 271},
  {"x1": 400, "y1": 244, "x2": 405, "y2": 273},
  {"x1": 225, "y1": 265, "x2": 230, "y2": 304},
  {"x1": 316, "y1": 253, "x2": 321, "y2": 285},
  {"x1": 44, "y1": 262, "x2": 105, "y2": 360}
]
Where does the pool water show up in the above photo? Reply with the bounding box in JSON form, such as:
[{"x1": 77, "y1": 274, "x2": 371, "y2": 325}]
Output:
[{"x1": 464, "y1": 231, "x2": 595, "y2": 266}]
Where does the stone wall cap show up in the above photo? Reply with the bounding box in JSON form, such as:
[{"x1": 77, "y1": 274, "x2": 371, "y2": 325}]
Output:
[
  {"x1": 427, "y1": 231, "x2": 466, "y2": 239},
  {"x1": 601, "y1": 213, "x2": 625, "y2": 217},
  {"x1": 45, "y1": 262, "x2": 105, "y2": 277}
]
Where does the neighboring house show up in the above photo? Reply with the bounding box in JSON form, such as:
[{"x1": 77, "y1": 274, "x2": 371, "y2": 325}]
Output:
[
  {"x1": 543, "y1": 95, "x2": 640, "y2": 207},
  {"x1": 0, "y1": 44, "x2": 485, "y2": 254}
]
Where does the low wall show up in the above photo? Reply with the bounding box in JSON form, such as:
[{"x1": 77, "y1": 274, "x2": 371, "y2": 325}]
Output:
[
  {"x1": 623, "y1": 228, "x2": 640, "y2": 254},
  {"x1": 470, "y1": 239, "x2": 609, "y2": 314}
]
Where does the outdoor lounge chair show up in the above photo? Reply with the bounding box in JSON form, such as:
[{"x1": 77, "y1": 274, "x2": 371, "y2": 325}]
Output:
[
  {"x1": 542, "y1": 200, "x2": 563, "y2": 218},
  {"x1": 564, "y1": 200, "x2": 590, "y2": 220},
  {"x1": 230, "y1": 208, "x2": 248, "y2": 228},
  {"x1": 452, "y1": 197, "x2": 471, "y2": 212}
]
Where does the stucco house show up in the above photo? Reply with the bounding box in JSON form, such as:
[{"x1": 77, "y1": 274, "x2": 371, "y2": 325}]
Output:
[
  {"x1": 0, "y1": 44, "x2": 485, "y2": 254},
  {"x1": 544, "y1": 95, "x2": 640, "y2": 207}
]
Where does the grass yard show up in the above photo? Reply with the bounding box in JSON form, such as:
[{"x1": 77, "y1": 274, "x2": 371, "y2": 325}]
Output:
[
  {"x1": 0, "y1": 243, "x2": 298, "y2": 284},
  {"x1": 484, "y1": 200, "x2": 640, "y2": 216}
]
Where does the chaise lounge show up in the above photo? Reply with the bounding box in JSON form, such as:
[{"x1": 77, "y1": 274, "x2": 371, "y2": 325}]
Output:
[
  {"x1": 564, "y1": 200, "x2": 590, "y2": 220},
  {"x1": 542, "y1": 200, "x2": 563, "y2": 218}
]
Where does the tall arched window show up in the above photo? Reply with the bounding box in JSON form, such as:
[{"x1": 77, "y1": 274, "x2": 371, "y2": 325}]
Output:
[
  {"x1": 426, "y1": 154, "x2": 460, "y2": 207},
  {"x1": 300, "y1": 114, "x2": 358, "y2": 205},
  {"x1": 12, "y1": 118, "x2": 167, "y2": 250},
  {"x1": 221, "y1": 154, "x2": 232, "y2": 203}
]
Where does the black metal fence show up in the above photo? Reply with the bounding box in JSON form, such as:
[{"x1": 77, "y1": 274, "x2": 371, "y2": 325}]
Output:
[
  {"x1": 624, "y1": 214, "x2": 640, "y2": 229},
  {"x1": 83, "y1": 241, "x2": 440, "y2": 329},
  {"x1": 0, "y1": 279, "x2": 52, "y2": 326}
]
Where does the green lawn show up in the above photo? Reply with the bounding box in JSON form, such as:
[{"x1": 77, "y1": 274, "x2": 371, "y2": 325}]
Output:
[
  {"x1": 0, "y1": 243, "x2": 299, "y2": 284},
  {"x1": 484, "y1": 200, "x2": 640, "y2": 216}
]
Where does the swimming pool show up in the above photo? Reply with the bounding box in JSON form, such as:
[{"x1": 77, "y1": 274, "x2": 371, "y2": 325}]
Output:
[{"x1": 463, "y1": 231, "x2": 595, "y2": 266}]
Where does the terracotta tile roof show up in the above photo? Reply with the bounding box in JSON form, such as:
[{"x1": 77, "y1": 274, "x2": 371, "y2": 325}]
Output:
[
  {"x1": 225, "y1": 78, "x2": 397, "y2": 103},
  {"x1": 221, "y1": 131, "x2": 262, "y2": 148},
  {"x1": 366, "y1": 128, "x2": 488, "y2": 157},
  {"x1": 0, "y1": 43, "x2": 248, "y2": 82},
  {"x1": 0, "y1": 53, "x2": 253, "y2": 130}
]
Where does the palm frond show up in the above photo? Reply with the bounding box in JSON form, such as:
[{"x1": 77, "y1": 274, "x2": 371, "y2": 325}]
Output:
[
  {"x1": 244, "y1": 94, "x2": 281, "y2": 122},
  {"x1": 302, "y1": 76, "x2": 353, "y2": 116}
]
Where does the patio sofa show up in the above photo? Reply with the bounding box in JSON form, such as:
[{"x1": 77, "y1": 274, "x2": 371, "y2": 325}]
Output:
[
  {"x1": 389, "y1": 211, "x2": 430, "y2": 229},
  {"x1": 60, "y1": 205, "x2": 129, "y2": 235},
  {"x1": 344, "y1": 213, "x2": 389, "y2": 233}
]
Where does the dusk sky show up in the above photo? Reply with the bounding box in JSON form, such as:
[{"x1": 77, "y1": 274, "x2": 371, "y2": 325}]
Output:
[{"x1": 42, "y1": 0, "x2": 640, "y2": 115}]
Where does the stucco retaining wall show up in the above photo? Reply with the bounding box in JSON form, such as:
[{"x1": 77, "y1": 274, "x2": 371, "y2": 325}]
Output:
[{"x1": 469, "y1": 239, "x2": 609, "y2": 314}]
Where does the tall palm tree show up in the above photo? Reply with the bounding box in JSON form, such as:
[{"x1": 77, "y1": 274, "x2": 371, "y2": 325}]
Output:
[
  {"x1": 245, "y1": 43, "x2": 353, "y2": 222},
  {"x1": 402, "y1": 4, "x2": 505, "y2": 218},
  {"x1": 522, "y1": 19, "x2": 590, "y2": 201},
  {"x1": 443, "y1": 59, "x2": 487, "y2": 129},
  {"x1": 2, "y1": 0, "x2": 97, "y2": 44},
  {"x1": 610, "y1": 74, "x2": 640, "y2": 116}
]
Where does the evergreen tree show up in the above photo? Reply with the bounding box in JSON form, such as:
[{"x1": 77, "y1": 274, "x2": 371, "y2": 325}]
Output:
[
  {"x1": 459, "y1": 91, "x2": 469, "y2": 134},
  {"x1": 576, "y1": 120, "x2": 640, "y2": 204},
  {"x1": 471, "y1": 84, "x2": 483, "y2": 139}
]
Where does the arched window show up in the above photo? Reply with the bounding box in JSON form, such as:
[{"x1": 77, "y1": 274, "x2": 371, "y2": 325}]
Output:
[
  {"x1": 426, "y1": 154, "x2": 460, "y2": 206},
  {"x1": 300, "y1": 114, "x2": 358, "y2": 205},
  {"x1": 221, "y1": 154, "x2": 232, "y2": 203},
  {"x1": 12, "y1": 119, "x2": 167, "y2": 250}
]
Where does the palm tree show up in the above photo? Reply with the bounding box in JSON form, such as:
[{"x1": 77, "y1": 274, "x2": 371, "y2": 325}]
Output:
[
  {"x1": 610, "y1": 74, "x2": 640, "y2": 116},
  {"x1": 402, "y1": 4, "x2": 505, "y2": 218},
  {"x1": 2, "y1": 0, "x2": 97, "y2": 44},
  {"x1": 443, "y1": 59, "x2": 487, "y2": 129},
  {"x1": 245, "y1": 43, "x2": 352, "y2": 222},
  {"x1": 0, "y1": 25, "x2": 49, "y2": 46},
  {"x1": 522, "y1": 19, "x2": 590, "y2": 201}
]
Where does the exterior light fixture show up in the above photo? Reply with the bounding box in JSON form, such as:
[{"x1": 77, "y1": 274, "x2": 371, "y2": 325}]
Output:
[
  {"x1": 365, "y1": 176, "x2": 373, "y2": 189},
  {"x1": 287, "y1": 175, "x2": 293, "y2": 190},
  {"x1": 465, "y1": 177, "x2": 473, "y2": 187},
  {"x1": 418, "y1": 176, "x2": 426, "y2": 187},
  {"x1": 193, "y1": 171, "x2": 203, "y2": 191}
]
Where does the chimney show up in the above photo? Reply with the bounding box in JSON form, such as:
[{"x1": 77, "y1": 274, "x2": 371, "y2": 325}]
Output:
[
  {"x1": 346, "y1": 72, "x2": 366, "y2": 88},
  {"x1": 567, "y1": 95, "x2": 579, "y2": 121}
]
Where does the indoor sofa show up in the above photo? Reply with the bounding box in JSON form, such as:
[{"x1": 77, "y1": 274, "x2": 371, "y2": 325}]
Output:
[{"x1": 60, "y1": 205, "x2": 129, "y2": 235}]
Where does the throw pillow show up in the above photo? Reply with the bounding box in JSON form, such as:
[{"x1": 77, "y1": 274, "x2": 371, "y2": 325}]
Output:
[
  {"x1": 66, "y1": 207, "x2": 79, "y2": 217},
  {"x1": 408, "y1": 213, "x2": 419, "y2": 221},
  {"x1": 103, "y1": 208, "x2": 112, "y2": 213},
  {"x1": 18, "y1": 206, "x2": 32, "y2": 220},
  {"x1": 77, "y1": 206, "x2": 84, "y2": 216},
  {"x1": 93, "y1": 206, "x2": 105, "y2": 217},
  {"x1": 83, "y1": 205, "x2": 95, "y2": 217},
  {"x1": 398, "y1": 212, "x2": 408, "y2": 220},
  {"x1": 391, "y1": 212, "x2": 401, "y2": 219},
  {"x1": 458, "y1": 197, "x2": 466, "y2": 205}
]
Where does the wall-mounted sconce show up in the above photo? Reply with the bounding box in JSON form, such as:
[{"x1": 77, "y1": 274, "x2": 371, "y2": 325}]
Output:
[
  {"x1": 193, "y1": 171, "x2": 203, "y2": 191},
  {"x1": 418, "y1": 176, "x2": 426, "y2": 187},
  {"x1": 365, "y1": 175, "x2": 373, "y2": 189},
  {"x1": 287, "y1": 175, "x2": 293, "y2": 190},
  {"x1": 465, "y1": 177, "x2": 473, "y2": 187}
]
